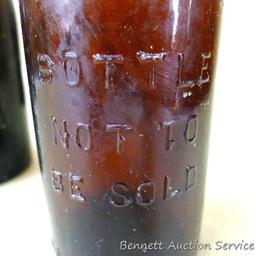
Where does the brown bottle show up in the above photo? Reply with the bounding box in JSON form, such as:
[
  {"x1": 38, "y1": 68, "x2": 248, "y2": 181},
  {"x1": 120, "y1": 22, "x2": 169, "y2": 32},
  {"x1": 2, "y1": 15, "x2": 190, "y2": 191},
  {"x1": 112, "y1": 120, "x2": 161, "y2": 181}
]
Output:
[
  {"x1": 0, "y1": 0, "x2": 30, "y2": 182},
  {"x1": 19, "y1": 0, "x2": 222, "y2": 255}
]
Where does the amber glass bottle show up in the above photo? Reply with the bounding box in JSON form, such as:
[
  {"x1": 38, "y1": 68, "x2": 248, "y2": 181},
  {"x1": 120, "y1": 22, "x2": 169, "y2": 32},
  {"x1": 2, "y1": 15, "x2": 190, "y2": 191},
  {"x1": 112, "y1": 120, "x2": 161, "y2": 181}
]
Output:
[
  {"x1": 0, "y1": 0, "x2": 30, "y2": 182},
  {"x1": 20, "y1": 0, "x2": 222, "y2": 255}
]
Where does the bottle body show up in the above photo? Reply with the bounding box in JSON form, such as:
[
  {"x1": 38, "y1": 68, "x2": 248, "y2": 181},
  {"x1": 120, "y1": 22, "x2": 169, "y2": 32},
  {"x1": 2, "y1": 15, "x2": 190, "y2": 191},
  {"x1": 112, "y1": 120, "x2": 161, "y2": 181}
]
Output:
[
  {"x1": 0, "y1": 0, "x2": 30, "y2": 182},
  {"x1": 20, "y1": 0, "x2": 221, "y2": 255}
]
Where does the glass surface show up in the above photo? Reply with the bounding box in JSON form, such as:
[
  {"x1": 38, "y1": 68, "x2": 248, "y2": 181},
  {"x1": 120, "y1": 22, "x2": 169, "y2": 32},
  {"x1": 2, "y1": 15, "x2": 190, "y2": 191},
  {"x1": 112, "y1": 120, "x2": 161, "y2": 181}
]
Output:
[
  {"x1": 0, "y1": 0, "x2": 30, "y2": 182},
  {"x1": 20, "y1": 0, "x2": 222, "y2": 255}
]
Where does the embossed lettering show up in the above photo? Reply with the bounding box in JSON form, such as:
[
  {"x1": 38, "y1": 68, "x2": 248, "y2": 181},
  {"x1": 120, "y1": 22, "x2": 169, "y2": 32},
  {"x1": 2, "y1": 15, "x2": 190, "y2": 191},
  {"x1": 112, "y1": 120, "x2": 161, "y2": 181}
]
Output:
[
  {"x1": 158, "y1": 120, "x2": 178, "y2": 151},
  {"x1": 63, "y1": 51, "x2": 80, "y2": 87},
  {"x1": 50, "y1": 169, "x2": 198, "y2": 205},
  {"x1": 51, "y1": 116, "x2": 70, "y2": 149},
  {"x1": 75, "y1": 123, "x2": 91, "y2": 151},
  {"x1": 38, "y1": 51, "x2": 211, "y2": 91},
  {"x1": 177, "y1": 53, "x2": 195, "y2": 89},
  {"x1": 51, "y1": 169, "x2": 64, "y2": 193},
  {"x1": 197, "y1": 52, "x2": 211, "y2": 87},
  {"x1": 37, "y1": 54, "x2": 54, "y2": 84},
  {"x1": 137, "y1": 51, "x2": 167, "y2": 89},
  {"x1": 69, "y1": 173, "x2": 85, "y2": 202},
  {"x1": 106, "y1": 124, "x2": 133, "y2": 155},
  {"x1": 93, "y1": 54, "x2": 124, "y2": 89},
  {"x1": 136, "y1": 180, "x2": 156, "y2": 206},
  {"x1": 164, "y1": 176, "x2": 180, "y2": 200},
  {"x1": 186, "y1": 165, "x2": 196, "y2": 190},
  {"x1": 184, "y1": 115, "x2": 198, "y2": 144},
  {"x1": 109, "y1": 183, "x2": 132, "y2": 208}
]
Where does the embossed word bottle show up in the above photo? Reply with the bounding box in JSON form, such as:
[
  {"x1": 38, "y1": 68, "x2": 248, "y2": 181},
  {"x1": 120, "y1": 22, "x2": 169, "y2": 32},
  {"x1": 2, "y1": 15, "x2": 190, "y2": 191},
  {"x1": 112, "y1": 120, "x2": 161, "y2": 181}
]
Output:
[
  {"x1": 0, "y1": 0, "x2": 30, "y2": 182},
  {"x1": 20, "y1": 0, "x2": 222, "y2": 255}
]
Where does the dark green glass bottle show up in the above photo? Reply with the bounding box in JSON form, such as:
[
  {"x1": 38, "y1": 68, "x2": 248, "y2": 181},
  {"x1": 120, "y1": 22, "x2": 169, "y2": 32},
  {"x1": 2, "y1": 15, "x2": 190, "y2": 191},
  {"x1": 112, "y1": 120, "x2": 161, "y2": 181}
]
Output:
[{"x1": 0, "y1": 0, "x2": 30, "y2": 182}]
